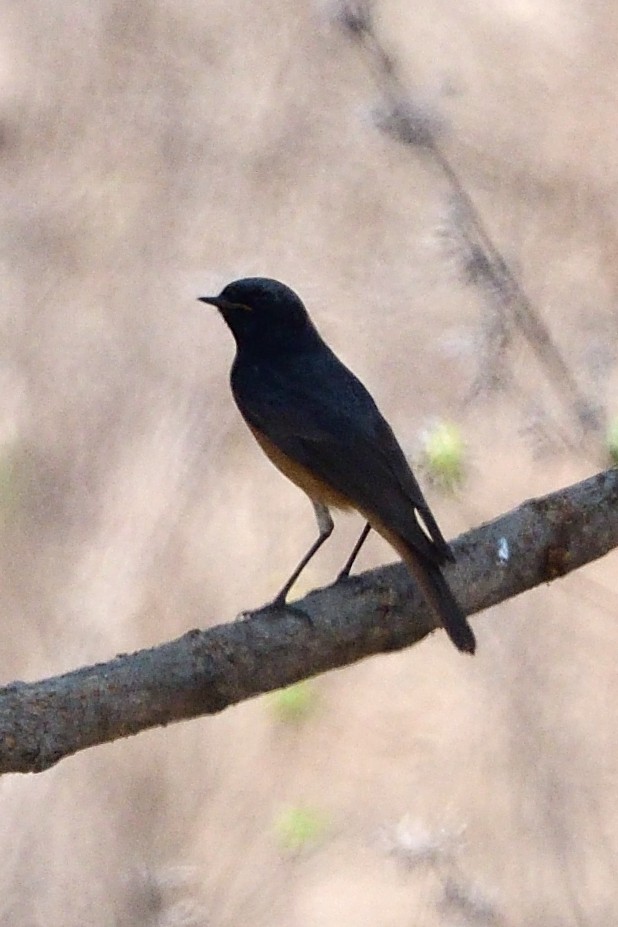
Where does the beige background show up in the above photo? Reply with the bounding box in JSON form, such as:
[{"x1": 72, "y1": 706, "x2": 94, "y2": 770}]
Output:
[{"x1": 1, "y1": 1, "x2": 617, "y2": 923}]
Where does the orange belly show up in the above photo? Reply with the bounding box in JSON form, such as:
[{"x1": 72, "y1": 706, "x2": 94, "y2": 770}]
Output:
[{"x1": 248, "y1": 424, "x2": 354, "y2": 511}]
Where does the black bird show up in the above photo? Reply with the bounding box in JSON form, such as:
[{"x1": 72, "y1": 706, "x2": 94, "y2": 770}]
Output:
[{"x1": 198, "y1": 277, "x2": 475, "y2": 654}]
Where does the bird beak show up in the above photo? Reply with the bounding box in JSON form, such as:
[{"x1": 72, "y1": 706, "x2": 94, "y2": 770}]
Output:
[
  {"x1": 197, "y1": 296, "x2": 225, "y2": 309},
  {"x1": 197, "y1": 296, "x2": 251, "y2": 312}
]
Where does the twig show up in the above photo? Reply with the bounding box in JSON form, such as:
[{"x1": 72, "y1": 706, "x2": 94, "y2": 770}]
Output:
[{"x1": 335, "y1": 0, "x2": 601, "y2": 441}]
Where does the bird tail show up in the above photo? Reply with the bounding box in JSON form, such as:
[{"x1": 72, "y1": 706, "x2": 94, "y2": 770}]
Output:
[
  {"x1": 361, "y1": 513, "x2": 476, "y2": 654},
  {"x1": 387, "y1": 531, "x2": 476, "y2": 654},
  {"x1": 410, "y1": 555, "x2": 476, "y2": 654}
]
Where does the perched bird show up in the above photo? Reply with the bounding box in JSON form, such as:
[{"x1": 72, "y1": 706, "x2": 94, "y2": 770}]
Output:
[{"x1": 198, "y1": 277, "x2": 475, "y2": 654}]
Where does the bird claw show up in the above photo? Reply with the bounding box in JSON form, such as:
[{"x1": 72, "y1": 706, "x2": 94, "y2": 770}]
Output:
[{"x1": 259, "y1": 597, "x2": 315, "y2": 626}]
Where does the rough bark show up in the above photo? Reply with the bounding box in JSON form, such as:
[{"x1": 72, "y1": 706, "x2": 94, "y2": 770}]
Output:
[{"x1": 0, "y1": 467, "x2": 616, "y2": 775}]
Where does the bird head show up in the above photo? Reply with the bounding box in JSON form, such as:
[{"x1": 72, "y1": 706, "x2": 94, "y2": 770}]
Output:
[{"x1": 198, "y1": 277, "x2": 314, "y2": 350}]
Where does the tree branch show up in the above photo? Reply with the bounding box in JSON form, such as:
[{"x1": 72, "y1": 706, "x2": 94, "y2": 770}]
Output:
[
  {"x1": 335, "y1": 0, "x2": 601, "y2": 440},
  {"x1": 1, "y1": 468, "x2": 617, "y2": 775}
]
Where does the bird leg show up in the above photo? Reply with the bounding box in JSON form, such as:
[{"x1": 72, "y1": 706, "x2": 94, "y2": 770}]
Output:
[
  {"x1": 337, "y1": 522, "x2": 372, "y2": 581},
  {"x1": 271, "y1": 501, "x2": 334, "y2": 605}
]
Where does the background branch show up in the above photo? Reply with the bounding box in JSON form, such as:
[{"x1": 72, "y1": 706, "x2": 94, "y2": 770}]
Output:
[
  {"x1": 336, "y1": 0, "x2": 602, "y2": 443},
  {"x1": 1, "y1": 467, "x2": 616, "y2": 776}
]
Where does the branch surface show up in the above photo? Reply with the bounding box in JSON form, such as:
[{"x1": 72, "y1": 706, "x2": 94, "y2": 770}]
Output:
[{"x1": 1, "y1": 468, "x2": 617, "y2": 774}]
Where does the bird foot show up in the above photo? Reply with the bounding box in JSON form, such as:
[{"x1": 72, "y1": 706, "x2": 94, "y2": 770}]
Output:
[{"x1": 259, "y1": 596, "x2": 314, "y2": 626}]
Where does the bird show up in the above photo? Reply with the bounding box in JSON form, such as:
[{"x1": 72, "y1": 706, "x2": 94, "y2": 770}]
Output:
[{"x1": 198, "y1": 277, "x2": 476, "y2": 654}]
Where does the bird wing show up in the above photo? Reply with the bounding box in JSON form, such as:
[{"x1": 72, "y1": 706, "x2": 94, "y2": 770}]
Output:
[{"x1": 231, "y1": 348, "x2": 452, "y2": 566}]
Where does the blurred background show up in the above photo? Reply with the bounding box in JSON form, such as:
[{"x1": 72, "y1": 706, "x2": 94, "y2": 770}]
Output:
[{"x1": 1, "y1": 0, "x2": 618, "y2": 923}]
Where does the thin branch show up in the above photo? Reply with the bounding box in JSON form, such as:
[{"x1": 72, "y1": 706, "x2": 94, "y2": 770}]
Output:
[
  {"x1": 335, "y1": 0, "x2": 601, "y2": 440},
  {"x1": 0, "y1": 468, "x2": 617, "y2": 775}
]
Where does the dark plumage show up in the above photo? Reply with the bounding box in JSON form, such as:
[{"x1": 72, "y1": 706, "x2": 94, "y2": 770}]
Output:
[{"x1": 198, "y1": 277, "x2": 475, "y2": 654}]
